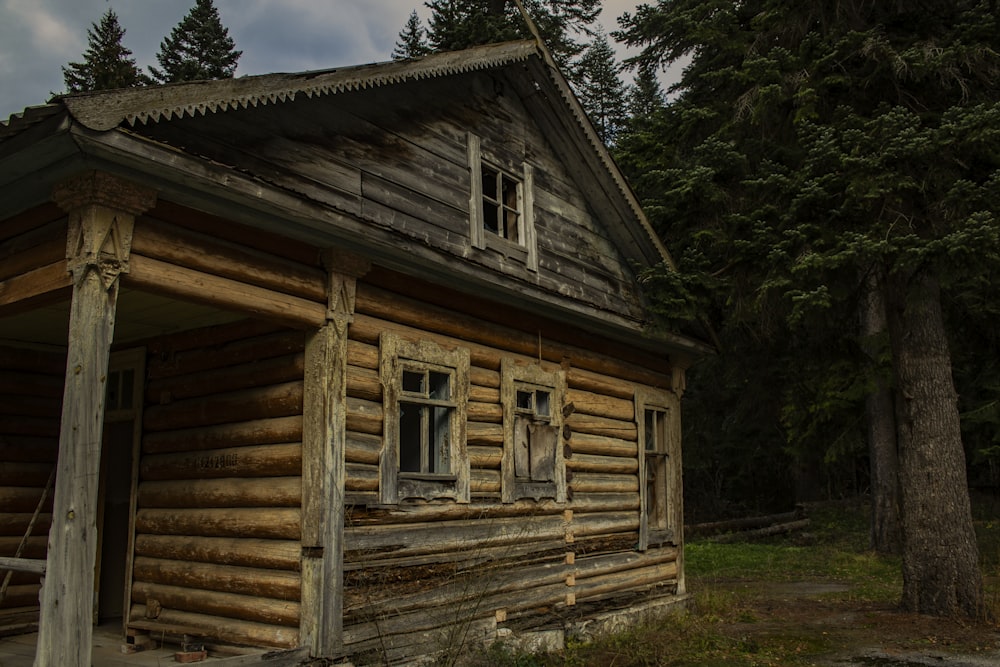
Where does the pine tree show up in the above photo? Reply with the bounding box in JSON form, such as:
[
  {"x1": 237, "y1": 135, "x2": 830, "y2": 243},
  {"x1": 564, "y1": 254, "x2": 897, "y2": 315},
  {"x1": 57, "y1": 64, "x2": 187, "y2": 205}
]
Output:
[
  {"x1": 150, "y1": 0, "x2": 241, "y2": 84},
  {"x1": 62, "y1": 8, "x2": 148, "y2": 93},
  {"x1": 393, "y1": 10, "x2": 432, "y2": 59},
  {"x1": 576, "y1": 31, "x2": 628, "y2": 144},
  {"x1": 423, "y1": 0, "x2": 600, "y2": 73},
  {"x1": 617, "y1": 0, "x2": 1000, "y2": 618}
]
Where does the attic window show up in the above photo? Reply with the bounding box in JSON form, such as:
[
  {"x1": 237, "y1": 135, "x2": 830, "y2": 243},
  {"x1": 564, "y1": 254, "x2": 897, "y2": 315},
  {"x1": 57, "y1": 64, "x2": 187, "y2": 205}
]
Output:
[{"x1": 468, "y1": 133, "x2": 538, "y2": 271}]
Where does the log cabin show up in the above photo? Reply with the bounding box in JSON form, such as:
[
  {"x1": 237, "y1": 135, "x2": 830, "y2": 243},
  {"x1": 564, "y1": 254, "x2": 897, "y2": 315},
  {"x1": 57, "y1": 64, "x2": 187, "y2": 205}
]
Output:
[{"x1": 0, "y1": 38, "x2": 712, "y2": 665}]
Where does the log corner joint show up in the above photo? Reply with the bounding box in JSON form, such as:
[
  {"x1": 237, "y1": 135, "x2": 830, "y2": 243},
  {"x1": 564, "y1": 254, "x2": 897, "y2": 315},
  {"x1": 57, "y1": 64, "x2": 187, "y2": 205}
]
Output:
[{"x1": 52, "y1": 171, "x2": 157, "y2": 289}]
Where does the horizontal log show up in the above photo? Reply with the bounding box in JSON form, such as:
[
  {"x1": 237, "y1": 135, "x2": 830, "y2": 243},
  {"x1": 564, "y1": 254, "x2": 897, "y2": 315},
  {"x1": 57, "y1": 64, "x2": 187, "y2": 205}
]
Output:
[
  {"x1": 572, "y1": 511, "x2": 639, "y2": 538},
  {"x1": 132, "y1": 218, "x2": 325, "y2": 302},
  {"x1": 138, "y1": 477, "x2": 301, "y2": 508},
  {"x1": 0, "y1": 219, "x2": 64, "y2": 277},
  {"x1": 147, "y1": 329, "x2": 304, "y2": 380},
  {"x1": 346, "y1": 364, "x2": 380, "y2": 401},
  {"x1": 467, "y1": 422, "x2": 502, "y2": 447},
  {"x1": 0, "y1": 416, "x2": 59, "y2": 438},
  {"x1": 0, "y1": 346, "x2": 65, "y2": 375},
  {"x1": 686, "y1": 510, "x2": 804, "y2": 537},
  {"x1": 469, "y1": 445, "x2": 502, "y2": 470},
  {"x1": 135, "y1": 507, "x2": 301, "y2": 539},
  {"x1": 131, "y1": 581, "x2": 300, "y2": 627},
  {"x1": 0, "y1": 513, "x2": 51, "y2": 536},
  {"x1": 565, "y1": 453, "x2": 637, "y2": 475},
  {"x1": 0, "y1": 488, "x2": 53, "y2": 514},
  {"x1": 470, "y1": 366, "x2": 500, "y2": 389},
  {"x1": 0, "y1": 437, "x2": 58, "y2": 463},
  {"x1": 133, "y1": 535, "x2": 300, "y2": 571},
  {"x1": 569, "y1": 432, "x2": 637, "y2": 458},
  {"x1": 708, "y1": 519, "x2": 811, "y2": 543},
  {"x1": 566, "y1": 388, "x2": 634, "y2": 422},
  {"x1": 574, "y1": 562, "x2": 679, "y2": 604},
  {"x1": 143, "y1": 381, "x2": 303, "y2": 432},
  {"x1": 345, "y1": 462, "x2": 378, "y2": 492},
  {"x1": 468, "y1": 401, "x2": 502, "y2": 424},
  {"x1": 0, "y1": 584, "x2": 40, "y2": 609},
  {"x1": 569, "y1": 473, "x2": 639, "y2": 495},
  {"x1": 346, "y1": 339, "x2": 378, "y2": 370},
  {"x1": 0, "y1": 537, "x2": 46, "y2": 559},
  {"x1": 128, "y1": 606, "x2": 298, "y2": 648},
  {"x1": 0, "y1": 462, "x2": 54, "y2": 487},
  {"x1": 572, "y1": 548, "x2": 678, "y2": 582},
  {"x1": 0, "y1": 393, "x2": 61, "y2": 419},
  {"x1": 0, "y1": 371, "x2": 63, "y2": 398},
  {"x1": 566, "y1": 367, "x2": 635, "y2": 400},
  {"x1": 0, "y1": 261, "x2": 71, "y2": 310},
  {"x1": 142, "y1": 415, "x2": 302, "y2": 455},
  {"x1": 126, "y1": 254, "x2": 326, "y2": 329},
  {"x1": 140, "y1": 443, "x2": 302, "y2": 481},
  {"x1": 345, "y1": 431, "x2": 381, "y2": 465},
  {"x1": 132, "y1": 556, "x2": 301, "y2": 601},
  {"x1": 566, "y1": 413, "x2": 638, "y2": 441},
  {"x1": 146, "y1": 353, "x2": 305, "y2": 405},
  {"x1": 345, "y1": 397, "x2": 383, "y2": 435},
  {"x1": 471, "y1": 469, "x2": 500, "y2": 494},
  {"x1": 469, "y1": 383, "x2": 499, "y2": 405}
]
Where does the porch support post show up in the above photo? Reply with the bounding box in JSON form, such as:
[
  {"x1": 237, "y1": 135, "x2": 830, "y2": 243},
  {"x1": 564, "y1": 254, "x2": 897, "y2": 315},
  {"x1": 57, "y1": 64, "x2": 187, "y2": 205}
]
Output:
[
  {"x1": 301, "y1": 250, "x2": 369, "y2": 657},
  {"x1": 35, "y1": 172, "x2": 155, "y2": 667}
]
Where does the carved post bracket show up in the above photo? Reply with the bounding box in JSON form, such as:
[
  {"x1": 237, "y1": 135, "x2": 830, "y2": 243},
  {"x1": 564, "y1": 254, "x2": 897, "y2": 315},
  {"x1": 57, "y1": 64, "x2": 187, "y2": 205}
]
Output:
[
  {"x1": 52, "y1": 171, "x2": 157, "y2": 289},
  {"x1": 322, "y1": 249, "x2": 370, "y2": 323}
]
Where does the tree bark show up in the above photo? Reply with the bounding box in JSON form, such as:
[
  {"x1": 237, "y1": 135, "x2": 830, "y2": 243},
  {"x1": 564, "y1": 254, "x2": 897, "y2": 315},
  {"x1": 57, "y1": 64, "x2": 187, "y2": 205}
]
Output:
[
  {"x1": 859, "y1": 266, "x2": 902, "y2": 555},
  {"x1": 886, "y1": 268, "x2": 983, "y2": 618}
]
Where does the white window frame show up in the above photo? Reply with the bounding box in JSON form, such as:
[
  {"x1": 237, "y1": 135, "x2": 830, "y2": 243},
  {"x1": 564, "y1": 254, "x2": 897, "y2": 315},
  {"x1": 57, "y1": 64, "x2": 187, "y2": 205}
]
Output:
[
  {"x1": 468, "y1": 133, "x2": 538, "y2": 271},
  {"x1": 500, "y1": 358, "x2": 566, "y2": 503},
  {"x1": 379, "y1": 333, "x2": 470, "y2": 504},
  {"x1": 635, "y1": 386, "x2": 682, "y2": 551}
]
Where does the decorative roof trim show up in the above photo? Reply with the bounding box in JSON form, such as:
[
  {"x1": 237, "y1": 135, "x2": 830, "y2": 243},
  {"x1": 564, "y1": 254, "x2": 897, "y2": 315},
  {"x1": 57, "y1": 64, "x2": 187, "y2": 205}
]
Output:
[{"x1": 58, "y1": 40, "x2": 539, "y2": 132}]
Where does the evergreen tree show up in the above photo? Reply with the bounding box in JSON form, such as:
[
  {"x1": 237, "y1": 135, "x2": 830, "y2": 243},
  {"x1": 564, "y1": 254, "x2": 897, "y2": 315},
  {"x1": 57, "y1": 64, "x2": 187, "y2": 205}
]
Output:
[
  {"x1": 150, "y1": 0, "x2": 241, "y2": 83},
  {"x1": 393, "y1": 10, "x2": 432, "y2": 59},
  {"x1": 423, "y1": 0, "x2": 600, "y2": 73},
  {"x1": 616, "y1": 0, "x2": 999, "y2": 618},
  {"x1": 576, "y1": 31, "x2": 628, "y2": 144},
  {"x1": 62, "y1": 8, "x2": 148, "y2": 93}
]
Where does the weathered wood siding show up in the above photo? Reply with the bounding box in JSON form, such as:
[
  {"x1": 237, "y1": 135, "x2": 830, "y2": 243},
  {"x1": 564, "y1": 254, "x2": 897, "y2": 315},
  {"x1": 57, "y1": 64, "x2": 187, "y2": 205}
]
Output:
[
  {"x1": 0, "y1": 344, "x2": 63, "y2": 629},
  {"x1": 341, "y1": 280, "x2": 679, "y2": 661},
  {"x1": 134, "y1": 71, "x2": 645, "y2": 326},
  {"x1": 131, "y1": 320, "x2": 305, "y2": 648}
]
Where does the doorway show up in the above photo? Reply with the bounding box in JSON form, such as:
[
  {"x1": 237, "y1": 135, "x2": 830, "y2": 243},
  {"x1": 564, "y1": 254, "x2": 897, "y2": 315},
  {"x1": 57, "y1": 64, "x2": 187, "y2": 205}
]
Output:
[{"x1": 95, "y1": 348, "x2": 145, "y2": 627}]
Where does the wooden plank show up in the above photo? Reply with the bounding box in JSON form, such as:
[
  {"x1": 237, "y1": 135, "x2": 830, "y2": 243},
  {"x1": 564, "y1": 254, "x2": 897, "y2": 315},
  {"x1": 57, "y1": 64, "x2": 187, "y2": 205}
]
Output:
[
  {"x1": 0, "y1": 261, "x2": 71, "y2": 309},
  {"x1": 125, "y1": 254, "x2": 326, "y2": 329}
]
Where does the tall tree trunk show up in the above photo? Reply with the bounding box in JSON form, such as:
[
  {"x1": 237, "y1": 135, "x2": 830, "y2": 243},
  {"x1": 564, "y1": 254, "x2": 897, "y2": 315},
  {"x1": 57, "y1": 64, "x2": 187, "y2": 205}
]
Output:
[
  {"x1": 860, "y1": 266, "x2": 902, "y2": 555},
  {"x1": 886, "y1": 268, "x2": 983, "y2": 618}
]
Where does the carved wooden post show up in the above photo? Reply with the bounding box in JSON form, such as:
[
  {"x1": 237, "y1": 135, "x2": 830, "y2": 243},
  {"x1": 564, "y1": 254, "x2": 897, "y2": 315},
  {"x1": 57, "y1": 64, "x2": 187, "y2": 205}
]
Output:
[
  {"x1": 301, "y1": 250, "x2": 369, "y2": 657},
  {"x1": 35, "y1": 172, "x2": 155, "y2": 667}
]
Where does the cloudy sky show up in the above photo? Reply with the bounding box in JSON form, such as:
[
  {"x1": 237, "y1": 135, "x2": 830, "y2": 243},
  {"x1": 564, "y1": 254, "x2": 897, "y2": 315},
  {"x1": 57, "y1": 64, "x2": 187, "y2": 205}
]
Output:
[{"x1": 0, "y1": 0, "x2": 651, "y2": 122}]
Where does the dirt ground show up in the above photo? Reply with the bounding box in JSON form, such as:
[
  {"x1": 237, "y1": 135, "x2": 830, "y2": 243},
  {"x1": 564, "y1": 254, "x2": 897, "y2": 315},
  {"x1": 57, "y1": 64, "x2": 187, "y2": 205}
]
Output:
[{"x1": 713, "y1": 580, "x2": 1000, "y2": 666}]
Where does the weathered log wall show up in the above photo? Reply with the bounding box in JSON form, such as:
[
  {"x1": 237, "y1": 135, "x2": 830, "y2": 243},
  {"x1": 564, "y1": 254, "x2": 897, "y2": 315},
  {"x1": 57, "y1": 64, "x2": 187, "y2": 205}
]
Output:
[
  {"x1": 131, "y1": 318, "x2": 306, "y2": 649},
  {"x1": 0, "y1": 205, "x2": 70, "y2": 315},
  {"x1": 0, "y1": 343, "x2": 64, "y2": 629},
  {"x1": 341, "y1": 282, "x2": 680, "y2": 661}
]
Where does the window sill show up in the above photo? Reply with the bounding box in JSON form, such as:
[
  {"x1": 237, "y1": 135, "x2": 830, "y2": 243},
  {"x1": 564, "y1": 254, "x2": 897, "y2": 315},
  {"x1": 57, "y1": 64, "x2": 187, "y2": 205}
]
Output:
[{"x1": 398, "y1": 475, "x2": 459, "y2": 502}]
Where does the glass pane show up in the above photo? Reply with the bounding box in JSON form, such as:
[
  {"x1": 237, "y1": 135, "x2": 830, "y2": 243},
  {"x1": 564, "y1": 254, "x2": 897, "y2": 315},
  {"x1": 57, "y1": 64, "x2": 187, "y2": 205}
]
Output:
[
  {"x1": 399, "y1": 402, "x2": 423, "y2": 472},
  {"x1": 402, "y1": 370, "x2": 425, "y2": 394},
  {"x1": 430, "y1": 406, "x2": 451, "y2": 473},
  {"x1": 644, "y1": 409, "x2": 656, "y2": 451},
  {"x1": 535, "y1": 390, "x2": 550, "y2": 417},
  {"x1": 483, "y1": 201, "x2": 500, "y2": 234},
  {"x1": 120, "y1": 369, "x2": 134, "y2": 410},
  {"x1": 429, "y1": 371, "x2": 450, "y2": 400},
  {"x1": 482, "y1": 165, "x2": 498, "y2": 198},
  {"x1": 516, "y1": 390, "x2": 533, "y2": 411}
]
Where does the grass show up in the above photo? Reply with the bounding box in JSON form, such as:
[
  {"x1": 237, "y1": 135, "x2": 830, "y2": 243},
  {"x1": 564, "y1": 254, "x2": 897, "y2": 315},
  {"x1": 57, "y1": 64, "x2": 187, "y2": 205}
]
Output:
[{"x1": 466, "y1": 500, "x2": 1000, "y2": 667}]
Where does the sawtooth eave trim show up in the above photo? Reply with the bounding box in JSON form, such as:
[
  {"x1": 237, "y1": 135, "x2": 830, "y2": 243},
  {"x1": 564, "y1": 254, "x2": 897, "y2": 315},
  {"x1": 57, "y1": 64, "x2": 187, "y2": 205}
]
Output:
[{"x1": 55, "y1": 41, "x2": 540, "y2": 132}]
